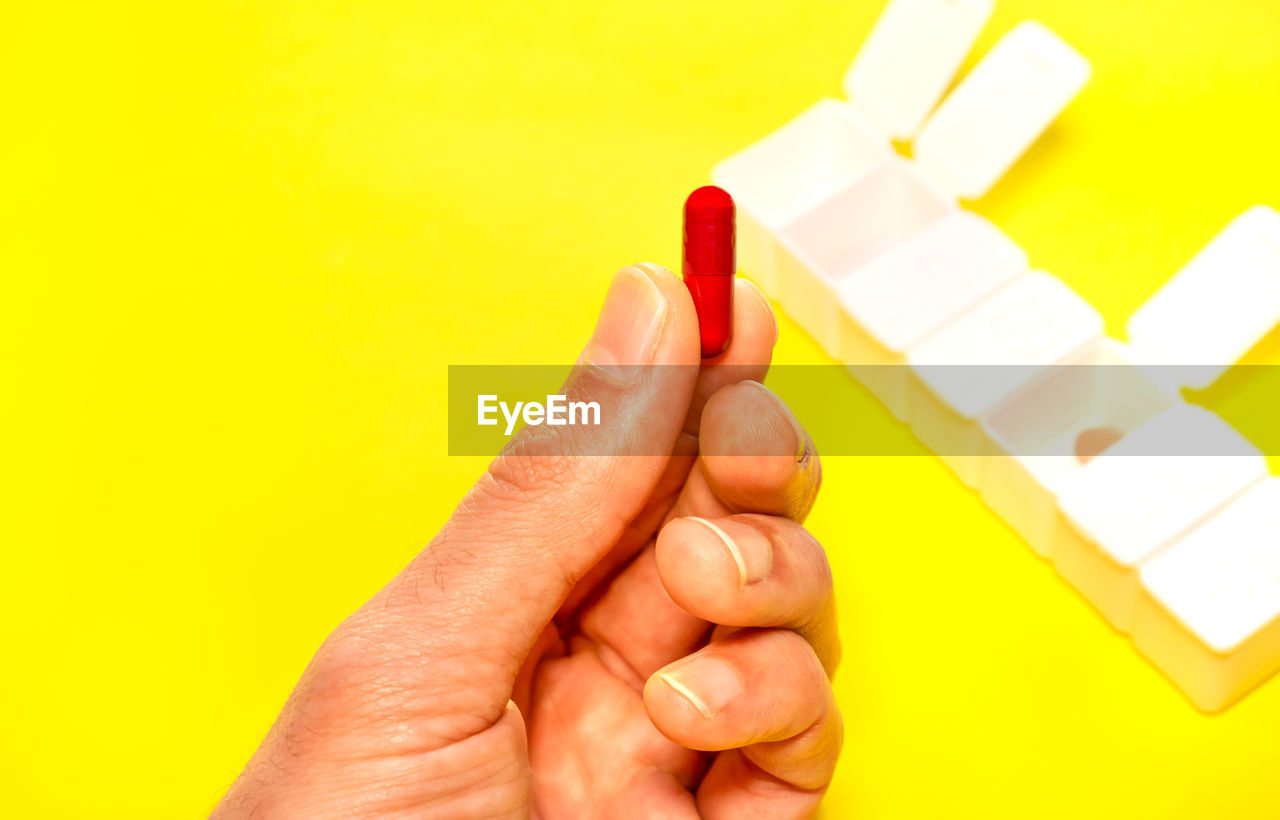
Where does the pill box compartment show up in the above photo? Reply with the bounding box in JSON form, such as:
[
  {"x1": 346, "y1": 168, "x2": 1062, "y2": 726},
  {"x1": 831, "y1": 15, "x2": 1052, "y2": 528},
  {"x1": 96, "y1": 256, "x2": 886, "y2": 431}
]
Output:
[
  {"x1": 775, "y1": 158, "x2": 955, "y2": 357},
  {"x1": 904, "y1": 272, "x2": 1104, "y2": 487},
  {"x1": 979, "y1": 343, "x2": 1175, "y2": 557},
  {"x1": 837, "y1": 211, "x2": 1028, "y2": 420},
  {"x1": 712, "y1": 100, "x2": 891, "y2": 296}
]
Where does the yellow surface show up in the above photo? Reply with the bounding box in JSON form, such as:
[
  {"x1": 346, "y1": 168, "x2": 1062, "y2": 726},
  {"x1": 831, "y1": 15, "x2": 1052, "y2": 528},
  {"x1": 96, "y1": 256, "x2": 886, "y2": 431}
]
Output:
[{"x1": 4, "y1": 1, "x2": 1280, "y2": 816}]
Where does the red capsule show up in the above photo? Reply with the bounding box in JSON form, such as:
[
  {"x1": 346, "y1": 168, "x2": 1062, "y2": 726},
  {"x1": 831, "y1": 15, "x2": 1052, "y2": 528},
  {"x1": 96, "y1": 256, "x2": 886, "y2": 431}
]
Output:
[{"x1": 682, "y1": 185, "x2": 735, "y2": 358}]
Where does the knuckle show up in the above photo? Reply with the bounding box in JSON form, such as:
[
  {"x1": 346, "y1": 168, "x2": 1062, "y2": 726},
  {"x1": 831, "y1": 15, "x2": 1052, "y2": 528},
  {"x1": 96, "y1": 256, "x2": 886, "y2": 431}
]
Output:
[
  {"x1": 777, "y1": 517, "x2": 833, "y2": 588},
  {"x1": 764, "y1": 626, "x2": 817, "y2": 665},
  {"x1": 486, "y1": 446, "x2": 574, "y2": 500},
  {"x1": 309, "y1": 619, "x2": 421, "y2": 703},
  {"x1": 801, "y1": 527, "x2": 834, "y2": 588}
]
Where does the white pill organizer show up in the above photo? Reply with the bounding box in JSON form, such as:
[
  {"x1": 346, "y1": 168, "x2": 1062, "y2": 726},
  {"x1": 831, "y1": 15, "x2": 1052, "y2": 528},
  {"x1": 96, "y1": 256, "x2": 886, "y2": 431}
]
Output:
[{"x1": 711, "y1": 0, "x2": 1280, "y2": 711}]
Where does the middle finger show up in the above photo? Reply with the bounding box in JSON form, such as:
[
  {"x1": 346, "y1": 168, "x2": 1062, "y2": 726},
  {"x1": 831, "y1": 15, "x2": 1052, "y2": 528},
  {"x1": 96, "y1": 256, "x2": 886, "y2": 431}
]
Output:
[{"x1": 655, "y1": 513, "x2": 839, "y2": 676}]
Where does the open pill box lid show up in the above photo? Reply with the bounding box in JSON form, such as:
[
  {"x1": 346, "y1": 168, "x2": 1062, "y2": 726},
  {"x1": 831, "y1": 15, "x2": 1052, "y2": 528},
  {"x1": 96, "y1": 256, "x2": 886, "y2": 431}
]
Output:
[
  {"x1": 843, "y1": 0, "x2": 994, "y2": 139},
  {"x1": 1125, "y1": 205, "x2": 1280, "y2": 390},
  {"x1": 911, "y1": 21, "x2": 1091, "y2": 200},
  {"x1": 845, "y1": 0, "x2": 1090, "y2": 200}
]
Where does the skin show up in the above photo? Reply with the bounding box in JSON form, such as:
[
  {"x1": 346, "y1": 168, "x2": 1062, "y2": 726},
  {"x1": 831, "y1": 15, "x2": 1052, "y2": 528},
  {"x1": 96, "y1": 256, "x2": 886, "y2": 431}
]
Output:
[{"x1": 214, "y1": 263, "x2": 840, "y2": 818}]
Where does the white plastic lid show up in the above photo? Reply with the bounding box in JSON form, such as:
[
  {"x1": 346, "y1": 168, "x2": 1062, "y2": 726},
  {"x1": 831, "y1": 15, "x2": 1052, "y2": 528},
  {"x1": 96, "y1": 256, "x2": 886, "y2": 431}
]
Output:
[
  {"x1": 1141, "y1": 479, "x2": 1280, "y2": 653},
  {"x1": 912, "y1": 21, "x2": 1090, "y2": 200},
  {"x1": 1057, "y1": 404, "x2": 1266, "y2": 568},
  {"x1": 843, "y1": 0, "x2": 994, "y2": 140},
  {"x1": 1126, "y1": 205, "x2": 1280, "y2": 390}
]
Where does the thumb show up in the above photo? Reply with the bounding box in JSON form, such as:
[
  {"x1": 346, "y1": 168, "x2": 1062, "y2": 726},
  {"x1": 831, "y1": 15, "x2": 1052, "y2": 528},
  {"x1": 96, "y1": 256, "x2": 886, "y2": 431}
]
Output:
[{"x1": 359, "y1": 263, "x2": 701, "y2": 707}]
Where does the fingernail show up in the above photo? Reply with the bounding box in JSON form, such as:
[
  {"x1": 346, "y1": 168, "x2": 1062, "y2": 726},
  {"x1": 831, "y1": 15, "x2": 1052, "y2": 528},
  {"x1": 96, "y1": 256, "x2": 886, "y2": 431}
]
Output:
[
  {"x1": 657, "y1": 656, "x2": 744, "y2": 718},
  {"x1": 687, "y1": 516, "x2": 772, "y2": 587},
  {"x1": 743, "y1": 381, "x2": 808, "y2": 462},
  {"x1": 583, "y1": 266, "x2": 667, "y2": 379}
]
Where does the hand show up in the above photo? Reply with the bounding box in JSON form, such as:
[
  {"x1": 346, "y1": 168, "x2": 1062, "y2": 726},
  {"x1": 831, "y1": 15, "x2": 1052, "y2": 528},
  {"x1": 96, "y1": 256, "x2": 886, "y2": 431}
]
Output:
[{"x1": 214, "y1": 263, "x2": 839, "y2": 818}]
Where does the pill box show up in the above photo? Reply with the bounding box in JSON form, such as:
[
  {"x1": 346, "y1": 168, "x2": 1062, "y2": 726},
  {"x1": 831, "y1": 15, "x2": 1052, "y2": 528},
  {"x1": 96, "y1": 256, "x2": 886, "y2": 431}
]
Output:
[
  {"x1": 785, "y1": 21, "x2": 1088, "y2": 358},
  {"x1": 710, "y1": 0, "x2": 1280, "y2": 710},
  {"x1": 714, "y1": 0, "x2": 1089, "y2": 357}
]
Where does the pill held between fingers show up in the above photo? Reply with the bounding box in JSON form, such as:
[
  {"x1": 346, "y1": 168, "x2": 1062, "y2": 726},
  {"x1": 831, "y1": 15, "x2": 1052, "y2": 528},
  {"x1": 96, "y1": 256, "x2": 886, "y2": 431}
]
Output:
[{"x1": 682, "y1": 185, "x2": 736, "y2": 359}]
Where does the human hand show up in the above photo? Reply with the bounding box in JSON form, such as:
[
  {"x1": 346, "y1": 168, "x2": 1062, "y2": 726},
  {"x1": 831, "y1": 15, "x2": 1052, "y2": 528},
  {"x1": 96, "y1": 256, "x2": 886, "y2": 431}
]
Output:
[{"x1": 214, "y1": 263, "x2": 839, "y2": 818}]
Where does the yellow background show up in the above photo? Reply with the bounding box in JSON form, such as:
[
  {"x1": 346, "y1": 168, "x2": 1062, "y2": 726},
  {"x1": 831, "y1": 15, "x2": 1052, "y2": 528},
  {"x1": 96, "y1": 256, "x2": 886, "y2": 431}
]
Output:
[{"x1": 4, "y1": 0, "x2": 1280, "y2": 816}]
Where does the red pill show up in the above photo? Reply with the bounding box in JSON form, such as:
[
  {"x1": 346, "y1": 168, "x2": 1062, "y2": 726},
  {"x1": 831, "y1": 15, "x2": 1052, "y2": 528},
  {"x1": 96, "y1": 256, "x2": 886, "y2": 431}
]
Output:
[{"x1": 682, "y1": 185, "x2": 736, "y2": 358}]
